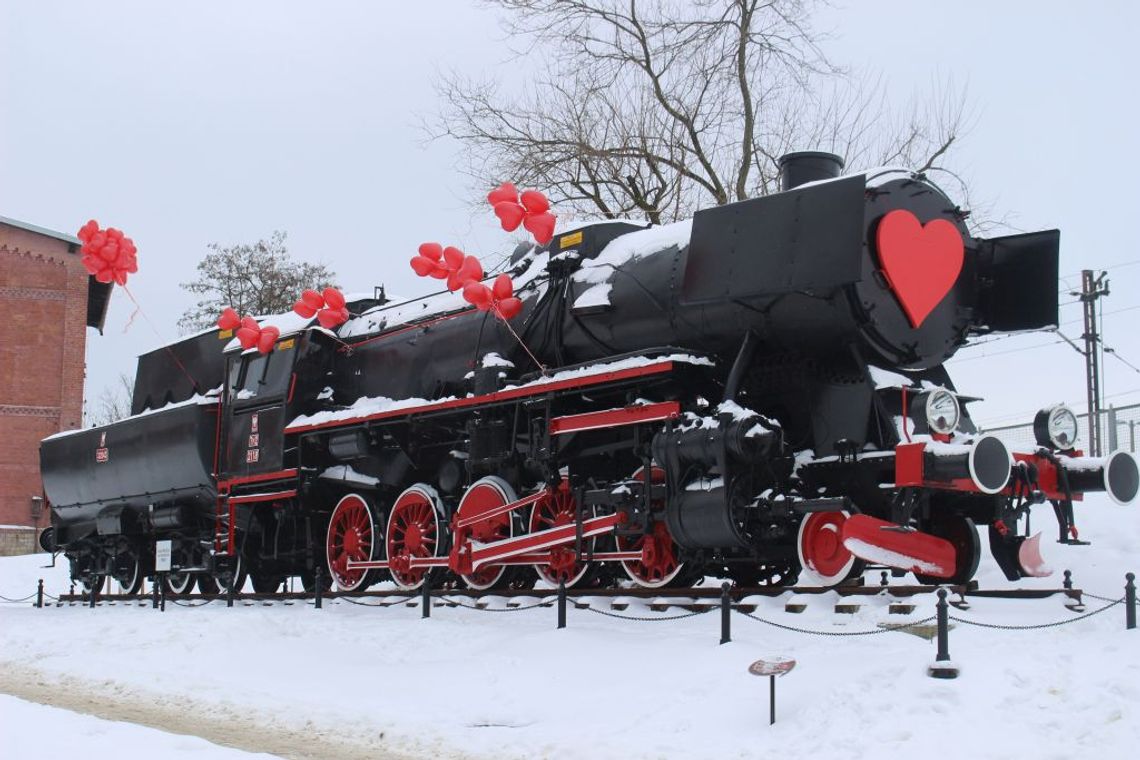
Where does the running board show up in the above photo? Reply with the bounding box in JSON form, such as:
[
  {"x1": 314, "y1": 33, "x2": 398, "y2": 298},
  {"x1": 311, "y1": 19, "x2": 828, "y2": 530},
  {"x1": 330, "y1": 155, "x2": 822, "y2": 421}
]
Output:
[{"x1": 347, "y1": 548, "x2": 643, "y2": 572}]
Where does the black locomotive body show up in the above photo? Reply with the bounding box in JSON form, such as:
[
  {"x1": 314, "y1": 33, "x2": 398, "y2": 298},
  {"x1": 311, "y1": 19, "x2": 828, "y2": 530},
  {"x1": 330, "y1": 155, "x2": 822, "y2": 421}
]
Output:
[{"x1": 41, "y1": 153, "x2": 1139, "y2": 596}]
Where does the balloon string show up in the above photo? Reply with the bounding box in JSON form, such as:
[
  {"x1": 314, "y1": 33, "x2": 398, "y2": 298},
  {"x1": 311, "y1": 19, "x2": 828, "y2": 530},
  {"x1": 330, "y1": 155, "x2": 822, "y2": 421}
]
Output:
[
  {"x1": 121, "y1": 285, "x2": 202, "y2": 394},
  {"x1": 499, "y1": 312, "x2": 547, "y2": 375}
]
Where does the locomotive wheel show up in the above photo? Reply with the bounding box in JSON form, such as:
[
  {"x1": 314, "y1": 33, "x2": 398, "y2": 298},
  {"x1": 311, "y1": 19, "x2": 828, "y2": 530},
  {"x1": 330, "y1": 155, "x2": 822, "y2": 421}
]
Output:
[
  {"x1": 456, "y1": 476, "x2": 517, "y2": 590},
  {"x1": 528, "y1": 481, "x2": 598, "y2": 588},
  {"x1": 112, "y1": 552, "x2": 143, "y2": 595},
  {"x1": 616, "y1": 466, "x2": 690, "y2": 589},
  {"x1": 386, "y1": 484, "x2": 443, "y2": 591},
  {"x1": 250, "y1": 572, "x2": 286, "y2": 594},
  {"x1": 326, "y1": 493, "x2": 381, "y2": 592},
  {"x1": 300, "y1": 569, "x2": 332, "y2": 593},
  {"x1": 915, "y1": 515, "x2": 982, "y2": 586},
  {"x1": 797, "y1": 510, "x2": 865, "y2": 587},
  {"x1": 196, "y1": 573, "x2": 221, "y2": 596},
  {"x1": 80, "y1": 574, "x2": 106, "y2": 596},
  {"x1": 161, "y1": 570, "x2": 196, "y2": 596}
]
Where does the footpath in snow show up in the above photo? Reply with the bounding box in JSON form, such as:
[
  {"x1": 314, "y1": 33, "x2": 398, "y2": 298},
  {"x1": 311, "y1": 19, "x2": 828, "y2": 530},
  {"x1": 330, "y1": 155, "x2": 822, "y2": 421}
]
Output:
[{"x1": 1, "y1": 494, "x2": 1139, "y2": 760}]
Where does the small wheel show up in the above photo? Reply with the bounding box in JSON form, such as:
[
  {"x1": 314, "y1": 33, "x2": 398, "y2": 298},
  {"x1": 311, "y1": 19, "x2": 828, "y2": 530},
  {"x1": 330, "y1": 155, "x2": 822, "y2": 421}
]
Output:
[
  {"x1": 326, "y1": 493, "x2": 381, "y2": 591},
  {"x1": 80, "y1": 574, "x2": 106, "y2": 596},
  {"x1": 456, "y1": 476, "x2": 517, "y2": 590},
  {"x1": 386, "y1": 484, "x2": 443, "y2": 591},
  {"x1": 112, "y1": 552, "x2": 143, "y2": 595},
  {"x1": 616, "y1": 466, "x2": 691, "y2": 589},
  {"x1": 797, "y1": 510, "x2": 865, "y2": 587},
  {"x1": 300, "y1": 569, "x2": 332, "y2": 593},
  {"x1": 529, "y1": 481, "x2": 598, "y2": 588},
  {"x1": 161, "y1": 570, "x2": 196, "y2": 596},
  {"x1": 915, "y1": 515, "x2": 981, "y2": 585},
  {"x1": 196, "y1": 573, "x2": 222, "y2": 596}
]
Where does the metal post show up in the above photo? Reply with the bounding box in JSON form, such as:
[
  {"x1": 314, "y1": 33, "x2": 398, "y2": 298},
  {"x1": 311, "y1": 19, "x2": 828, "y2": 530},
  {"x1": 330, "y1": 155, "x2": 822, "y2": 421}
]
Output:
[
  {"x1": 160, "y1": 575, "x2": 166, "y2": 611},
  {"x1": 1107, "y1": 406, "x2": 1119, "y2": 452},
  {"x1": 89, "y1": 582, "x2": 96, "y2": 608},
  {"x1": 1063, "y1": 569, "x2": 1072, "y2": 590},
  {"x1": 421, "y1": 571, "x2": 431, "y2": 619},
  {"x1": 927, "y1": 588, "x2": 959, "y2": 679},
  {"x1": 226, "y1": 574, "x2": 235, "y2": 608},
  {"x1": 720, "y1": 582, "x2": 731, "y2": 645},
  {"x1": 152, "y1": 578, "x2": 159, "y2": 609},
  {"x1": 1079, "y1": 270, "x2": 1109, "y2": 457},
  {"x1": 557, "y1": 581, "x2": 567, "y2": 629},
  {"x1": 36, "y1": 579, "x2": 43, "y2": 609},
  {"x1": 769, "y1": 675, "x2": 776, "y2": 725},
  {"x1": 314, "y1": 565, "x2": 323, "y2": 610},
  {"x1": 1127, "y1": 573, "x2": 1136, "y2": 631}
]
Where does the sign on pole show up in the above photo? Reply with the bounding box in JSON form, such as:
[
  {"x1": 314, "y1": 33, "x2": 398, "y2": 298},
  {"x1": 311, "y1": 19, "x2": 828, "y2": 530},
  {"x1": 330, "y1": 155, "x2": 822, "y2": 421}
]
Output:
[
  {"x1": 748, "y1": 657, "x2": 796, "y2": 725},
  {"x1": 155, "y1": 540, "x2": 172, "y2": 573}
]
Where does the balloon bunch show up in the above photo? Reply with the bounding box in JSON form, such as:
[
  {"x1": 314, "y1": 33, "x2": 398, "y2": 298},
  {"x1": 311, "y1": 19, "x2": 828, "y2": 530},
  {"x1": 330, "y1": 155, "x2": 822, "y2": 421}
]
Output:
[
  {"x1": 463, "y1": 274, "x2": 523, "y2": 320},
  {"x1": 217, "y1": 308, "x2": 279, "y2": 354},
  {"x1": 487, "y1": 183, "x2": 556, "y2": 245},
  {"x1": 76, "y1": 220, "x2": 138, "y2": 285},
  {"x1": 410, "y1": 243, "x2": 485, "y2": 292},
  {"x1": 292, "y1": 287, "x2": 349, "y2": 329}
]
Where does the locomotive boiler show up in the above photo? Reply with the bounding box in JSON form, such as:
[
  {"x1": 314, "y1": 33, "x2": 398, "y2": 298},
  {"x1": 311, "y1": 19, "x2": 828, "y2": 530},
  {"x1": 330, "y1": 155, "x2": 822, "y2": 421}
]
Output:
[{"x1": 40, "y1": 151, "x2": 1139, "y2": 597}]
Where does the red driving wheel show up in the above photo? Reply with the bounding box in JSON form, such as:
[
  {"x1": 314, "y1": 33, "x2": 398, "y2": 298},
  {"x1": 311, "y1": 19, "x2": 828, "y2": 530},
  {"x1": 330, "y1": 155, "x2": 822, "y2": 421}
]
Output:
[
  {"x1": 386, "y1": 485, "x2": 441, "y2": 591},
  {"x1": 529, "y1": 481, "x2": 594, "y2": 587},
  {"x1": 325, "y1": 494, "x2": 378, "y2": 591},
  {"x1": 616, "y1": 466, "x2": 687, "y2": 588},
  {"x1": 456, "y1": 476, "x2": 516, "y2": 590},
  {"x1": 797, "y1": 510, "x2": 861, "y2": 586}
]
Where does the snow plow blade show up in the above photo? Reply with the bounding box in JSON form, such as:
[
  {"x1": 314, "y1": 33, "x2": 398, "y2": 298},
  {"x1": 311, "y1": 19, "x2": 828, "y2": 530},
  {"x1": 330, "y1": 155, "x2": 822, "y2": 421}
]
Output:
[{"x1": 841, "y1": 514, "x2": 956, "y2": 579}]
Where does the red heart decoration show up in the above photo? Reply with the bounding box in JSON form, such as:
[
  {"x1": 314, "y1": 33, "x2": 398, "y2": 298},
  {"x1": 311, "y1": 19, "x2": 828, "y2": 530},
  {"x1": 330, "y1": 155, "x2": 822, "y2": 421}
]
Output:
[
  {"x1": 492, "y1": 273, "x2": 513, "y2": 301},
  {"x1": 429, "y1": 262, "x2": 449, "y2": 279},
  {"x1": 463, "y1": 281, "x2": 493, "y2": 310},
  {"x1": 77, "y1": 219, "x2": 99, "y2": 242},
  {"x1": 418, "y1": 242, "x2": 443, "y2": 261},
  {"x1": 410, "y1": 255, "x2": 435, "y2": 277},
  {"x1": 236, "y1": 326, "x2": 260, "y2": 350},
  {"x1": 256, "y1": 326, "x2": 280, "y2": 354},
  {"x1": 494, "y1": 201, "x2": 526, "y2": 232},
  {"x1": 523, "y1": 211, "x2": 556, "y2": 245},
  {"x1": 317, "y1": 306, "x2": 349, "y2": 329},
  {"x1": 217, "y1": 307, "x2": 241, "y2": 330},
  {"x1": 293, "y1": 300, "x2": 317, "y2": 318},
  {"x1": 495, "y1": 296, "x2": 523, "y2": 320},
  {"x1": 322, "y1": 287, "x2": 346, "y2": 310},
  {"x1": 442, "y1": 246, "x2": 466, "y2": 271},
  {"x1": 300, "y1": 289, "x2": 324, "y2": 311},
  {"x1": 520, "y1": 190, "x2": 549, "y2": 215},
  {"x1": 875, "y1": 210, "x2": 964, "y2": 329},
  {"x1": 487, "y1": 182, "x2": 519, "y2": 207}
]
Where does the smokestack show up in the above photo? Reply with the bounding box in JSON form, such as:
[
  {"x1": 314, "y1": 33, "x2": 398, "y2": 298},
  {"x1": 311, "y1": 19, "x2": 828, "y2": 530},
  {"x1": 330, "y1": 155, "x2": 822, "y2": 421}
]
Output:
[{"x1": 778, "y1": 151, "x2": 845, "y2": 192}]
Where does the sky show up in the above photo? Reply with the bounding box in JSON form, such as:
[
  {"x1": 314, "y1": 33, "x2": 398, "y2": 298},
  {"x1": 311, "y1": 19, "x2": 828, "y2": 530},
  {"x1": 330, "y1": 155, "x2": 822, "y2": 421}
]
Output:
[{"x1": 2, "y1": 0, "x2": 1138, "y2": 433}]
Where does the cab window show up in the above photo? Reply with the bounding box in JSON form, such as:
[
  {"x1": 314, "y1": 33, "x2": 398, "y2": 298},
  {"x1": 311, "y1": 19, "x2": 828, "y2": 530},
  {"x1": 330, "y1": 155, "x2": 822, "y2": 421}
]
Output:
[{"x1": 231, "y1": 345, "x2": 295, "y2": 402}]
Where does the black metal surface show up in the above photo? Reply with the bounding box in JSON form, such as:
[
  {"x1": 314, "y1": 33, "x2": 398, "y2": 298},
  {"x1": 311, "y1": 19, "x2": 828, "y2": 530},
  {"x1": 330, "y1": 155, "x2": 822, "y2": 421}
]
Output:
[
  {"x1": 132, "y1": 329, "x2": 229, "y2": 414},
  {"x1": 778, "y1": 151, "x2": 845, "y2": 191},
  {"x1": 974, "y1": 229, "x2": 1060, "y2": 333}
]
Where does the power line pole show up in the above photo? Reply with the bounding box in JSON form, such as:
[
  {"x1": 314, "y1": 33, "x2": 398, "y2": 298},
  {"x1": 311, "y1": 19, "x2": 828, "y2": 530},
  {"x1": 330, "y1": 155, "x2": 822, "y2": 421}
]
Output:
[{"x1": 1078, "y1": 270, "x2": 1110, "y2": 455}]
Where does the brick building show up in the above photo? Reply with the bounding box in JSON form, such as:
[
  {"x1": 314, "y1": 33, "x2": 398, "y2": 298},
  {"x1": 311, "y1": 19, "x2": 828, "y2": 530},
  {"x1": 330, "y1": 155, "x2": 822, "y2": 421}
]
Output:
[{"x1": 0, "y1": 216, "x2": 110, "y2": 555}]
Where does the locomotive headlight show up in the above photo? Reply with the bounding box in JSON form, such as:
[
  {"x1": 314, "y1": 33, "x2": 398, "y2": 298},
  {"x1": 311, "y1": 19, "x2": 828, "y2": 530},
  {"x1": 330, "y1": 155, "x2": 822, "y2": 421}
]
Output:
[
  {"x1": 1034, "y1": 404, "x2": 1079, "y2": 451},
  {"x1": 924, "y1": 389, "x2": 960, "y2": 435}
]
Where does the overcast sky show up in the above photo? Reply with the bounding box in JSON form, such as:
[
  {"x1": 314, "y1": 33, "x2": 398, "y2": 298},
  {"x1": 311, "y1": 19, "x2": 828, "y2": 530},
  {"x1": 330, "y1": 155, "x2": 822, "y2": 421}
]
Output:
[{"x1": 2, "y1": 1, "x2": 1138, "y2": 433}]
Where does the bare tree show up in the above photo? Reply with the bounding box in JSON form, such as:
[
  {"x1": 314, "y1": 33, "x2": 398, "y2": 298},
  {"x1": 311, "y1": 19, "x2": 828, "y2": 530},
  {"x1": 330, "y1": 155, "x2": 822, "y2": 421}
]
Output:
[
  {"x1": 87, "y1": 372, "x2": 134, "y2": 427},
  {"x1": 179, "y1": 231, "x2": 336, "y2": 332},
  {"x1": 430, "y1": 0, "x2": 972, "y2": 225}
]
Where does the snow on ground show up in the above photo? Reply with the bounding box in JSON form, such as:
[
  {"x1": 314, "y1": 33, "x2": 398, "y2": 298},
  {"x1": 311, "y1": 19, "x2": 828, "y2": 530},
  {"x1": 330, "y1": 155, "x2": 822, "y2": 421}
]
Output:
[
  {"x1": 1, "y1": 495, "x2": 1138, "y2": 759},
  {"x1": 0, "y1": 694, "x2": 280, "y2": 760}
]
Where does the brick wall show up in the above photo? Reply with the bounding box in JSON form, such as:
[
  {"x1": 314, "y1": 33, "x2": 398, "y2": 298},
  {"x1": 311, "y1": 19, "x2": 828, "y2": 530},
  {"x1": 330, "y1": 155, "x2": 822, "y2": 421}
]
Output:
[{"x1": 0, "y1": 224, "x2": 90, "y2": 551}]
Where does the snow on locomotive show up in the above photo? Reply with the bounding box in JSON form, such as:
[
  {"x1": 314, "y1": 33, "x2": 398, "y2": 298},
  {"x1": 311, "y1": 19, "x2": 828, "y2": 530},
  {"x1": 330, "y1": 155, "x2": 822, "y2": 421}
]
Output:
[{"x1": 40, "y1": 152, "x2": 1139, "y2": 596}]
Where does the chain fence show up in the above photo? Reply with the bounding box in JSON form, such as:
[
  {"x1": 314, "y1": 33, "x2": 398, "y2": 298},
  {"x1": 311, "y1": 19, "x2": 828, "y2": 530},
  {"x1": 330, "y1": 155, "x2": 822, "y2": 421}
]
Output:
[
  {"x1": 735, "y1": 610, "x2": 937, "y2": 637},
  {"x1": 984, "y1": 402, "x2": 1140, "y2": 454}
]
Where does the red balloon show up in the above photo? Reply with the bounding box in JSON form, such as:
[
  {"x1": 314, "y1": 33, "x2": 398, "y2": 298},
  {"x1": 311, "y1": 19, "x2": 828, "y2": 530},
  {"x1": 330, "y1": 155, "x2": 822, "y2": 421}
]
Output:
[
  {"x1": 495, "y1": 297, "x2": 523, "y2": 320},
  {"x1": 523, "y1": 212, "x2": 557, "y2": 245},
  {"x1": 492, "y1": 273, "x2": 513, "y2": 301},
  {"x1": 77, "y1": 220, "x2": 99, "y2": 242},
  {"x1": 90, "y1": 232, "x2": 107, "y2": 250},
  {"x1": 95, "y1": 267, "x2": 115, "y2": 284},
  {"x1": 322, "y1": 287, "x2": 346, "y2": 310},
  {"x1": 217, "y1": 307, "x2": 241, "y2": 330},
  {"x1": 293, "y1": 300, "x2": 318, "y2": 318},
  {"x1": 463, "y1": 281, "x2": 492, "y2": 307},
  {"x1": 520, "y1": 190, "x2": 550, "y2": 215},
  {"x1": 458, "y1": 255, "x2": 483, "y2": 282},
  {"x1": 105, "y1": 228, "x2": 123, "y2": 241},
  {"x1": 236, "y1": 326, "x2": 260, "y2": 350},
  {"x1": 429, "y1": 262, "x2": 449, "y2": 279},
  {"x1": 487, "y1": 182, "x2": 519, "y2": 207},
  {"x1": 300, "y1": 289, "x2": 324, "y2": 311},
  {"x1": 411, "y1": 255, "x2": 435, "y2": 277},
  {"x1": 443, "y1": 246, "x2": 466, "y2": 271},
  {"x1": 256, "y1": 326, "x2": 280, "y2": 354},
  {"x1": 317, "y1": 307, "x2": 348, "y2": 329},
  {"x1": 418, "y1": 242, "x2": 443, "y2": 261},
  {"x1": 240, "y1": 315, "x2": 260, "y2": 332},
  {"x1": 494, "y1": 202, "x2": 526, "y2": 232}
]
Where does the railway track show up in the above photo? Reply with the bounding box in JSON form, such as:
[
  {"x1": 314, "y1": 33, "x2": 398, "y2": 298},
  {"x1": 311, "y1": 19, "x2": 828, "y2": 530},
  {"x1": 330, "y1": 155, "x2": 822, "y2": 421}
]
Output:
[{"x1": 49, "y1": 578, "x2": 1086, "y2": 614}]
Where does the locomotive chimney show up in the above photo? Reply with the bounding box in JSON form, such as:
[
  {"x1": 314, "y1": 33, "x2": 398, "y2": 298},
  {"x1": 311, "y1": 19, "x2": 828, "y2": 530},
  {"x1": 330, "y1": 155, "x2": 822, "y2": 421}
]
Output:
[{"x1": 778, "y1": 151, "x2": 845, "y2": 191}]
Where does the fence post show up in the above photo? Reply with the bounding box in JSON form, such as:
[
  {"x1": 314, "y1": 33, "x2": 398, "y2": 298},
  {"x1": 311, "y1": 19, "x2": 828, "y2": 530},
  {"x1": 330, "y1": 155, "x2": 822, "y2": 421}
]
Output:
[
  {"x1": 89, "y1": 582, "x2": 96, "y2": 608},
  {"x1": 36, "y1": 579, "x2": 43, "y2": 609},
  {"x1": 421, "y1": 572, "x2": 431, "y2": 619},
  {"x1": 159, "y1": 575, "x2": 166, "y2": 612},
  {"x1": 226, "y1": 574, "x2": 235, "y2": 608},
  {"x1": 557, "y1": 581, "x2": 567, "y2": 629},
  {"x1": 152, "y1": 578, "x2": 159, "y2": 609},
  {"x1": 1063, "y1": 569, "x2": 1072, "y2": 590},
  {"x1": 1127, "y1": 573, "x2": 1136, "y2": 631},
  {"x1": 720, "y1": 582, "x2": 732, "y2": 645},
  {"x1": 314, "y1": 566, "x2": 323, "y2": 610},
  {"x1": 928, "y1": 588, "x2": 958, "y2": 679}
]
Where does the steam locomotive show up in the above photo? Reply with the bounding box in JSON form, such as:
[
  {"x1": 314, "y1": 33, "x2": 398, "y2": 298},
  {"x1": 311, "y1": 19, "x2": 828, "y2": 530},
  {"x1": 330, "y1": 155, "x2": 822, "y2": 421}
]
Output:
[{"x1": 39, "y1": 152, "x2": 1139, "y2": 597}]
